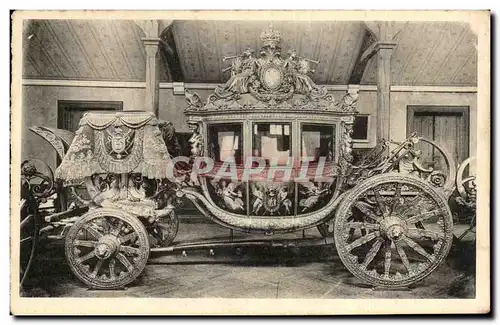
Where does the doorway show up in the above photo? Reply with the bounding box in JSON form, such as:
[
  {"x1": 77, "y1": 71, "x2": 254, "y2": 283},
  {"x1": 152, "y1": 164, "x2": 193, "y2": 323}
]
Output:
[
  {"x1": 407, "y1": 106, "x2": 469, "y2": 171},
  {"x1": 57, "y1": 100, "x2": 123, "y2": 131}
]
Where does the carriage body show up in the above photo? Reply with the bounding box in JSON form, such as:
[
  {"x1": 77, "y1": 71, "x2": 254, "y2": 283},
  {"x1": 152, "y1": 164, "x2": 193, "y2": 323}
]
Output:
[{"x1": 181, "y1": 98, "x2": 358, "y2": 234}]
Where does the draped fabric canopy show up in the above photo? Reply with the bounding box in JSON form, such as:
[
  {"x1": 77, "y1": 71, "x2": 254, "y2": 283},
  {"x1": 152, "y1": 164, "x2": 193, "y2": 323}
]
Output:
[{"x1": 55, "y1": 111, "x2": 171, "y2": 183}]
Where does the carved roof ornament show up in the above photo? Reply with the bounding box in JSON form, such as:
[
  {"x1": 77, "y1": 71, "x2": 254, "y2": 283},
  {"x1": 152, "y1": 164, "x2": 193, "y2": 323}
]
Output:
[{"x1": 184, "y1": 25, "x2": 359, "y2": 114}]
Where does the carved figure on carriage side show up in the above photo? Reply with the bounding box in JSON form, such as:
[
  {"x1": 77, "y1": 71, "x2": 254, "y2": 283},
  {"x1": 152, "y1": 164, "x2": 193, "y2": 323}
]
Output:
[
  {"x1": 251, "y1": 183, "x2": 264, "y2": 214},
  {"x1": 212, "y1": 179, "x2": 245, "y2": 212},
  {"x1": 278, "y1": 186, "x2": 292, "y2": 214},
  {"x1": 299, "y1": 181, "x2": 331, "y2": 212},
  {"x1": 187, "y1": 119, "x2": 203, "y2": 158}
]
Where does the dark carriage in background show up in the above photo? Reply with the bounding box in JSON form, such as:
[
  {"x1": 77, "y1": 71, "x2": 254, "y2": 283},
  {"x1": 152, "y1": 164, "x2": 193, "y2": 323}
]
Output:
[{"x1": 19, "y1": 27, "x2": 475, "y2": 290}]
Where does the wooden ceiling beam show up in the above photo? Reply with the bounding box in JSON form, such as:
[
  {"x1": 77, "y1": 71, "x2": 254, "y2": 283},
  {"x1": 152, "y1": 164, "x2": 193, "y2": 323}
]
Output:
[
  {"x1": 348, "y1": 29, "x2": 377, "y2": 84},
  {"x1": 160, "y1": 22, "x2": 184, "y2": 82}
]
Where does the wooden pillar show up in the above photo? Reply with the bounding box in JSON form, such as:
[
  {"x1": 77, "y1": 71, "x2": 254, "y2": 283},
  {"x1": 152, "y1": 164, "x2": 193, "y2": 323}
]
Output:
[
  {"x1": 375, "y1": 42, "x2": 396, "y2": 142},
  {"x1": 142, "y1": 38, "x2": 161, "y2": 116},
  {"x1": 136, "y1": 20, "x2": 164, "y2": 116}
]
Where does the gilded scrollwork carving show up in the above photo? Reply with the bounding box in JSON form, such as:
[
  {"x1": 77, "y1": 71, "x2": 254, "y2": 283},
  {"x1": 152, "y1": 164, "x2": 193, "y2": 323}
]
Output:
[
  {"x1": 187, "y1": 118, "x2": 203, "y2": 159},
  {"x1": 183, "y1": 27, "x2": 358, "y2": 114},
  {"x1": 184, "y1": 88, "x2": 204, "y2": 111},
  {"x1": 21, "y1": 159, "x2": 56, "y2": 201},
  {"x1": 336, "y1": 90, "x2": 359, "y2": 111},
  {"x1": 339, "y1": 120, "x2": 354, "y2": 175}
]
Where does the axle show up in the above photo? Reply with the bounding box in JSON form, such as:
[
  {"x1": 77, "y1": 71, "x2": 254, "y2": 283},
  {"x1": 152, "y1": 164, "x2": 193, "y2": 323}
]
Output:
[{"x1": 150, "y1": 236, "x2": 334, "y2": 254}]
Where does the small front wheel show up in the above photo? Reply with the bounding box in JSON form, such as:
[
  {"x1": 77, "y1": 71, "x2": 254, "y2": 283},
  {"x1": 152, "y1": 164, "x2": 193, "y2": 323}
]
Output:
[
  {"x1": 334, "y1": 173, "x2": 454, "y2": 288},
  {"x1": 65, "y1": 208, "x2": 150, "y2": 289}
]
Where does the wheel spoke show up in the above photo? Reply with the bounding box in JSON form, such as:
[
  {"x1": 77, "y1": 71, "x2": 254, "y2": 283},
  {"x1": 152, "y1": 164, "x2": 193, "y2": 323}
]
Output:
[
  {"x1": 74, "y1": 240, "x2": 98, "y2": 248},
  {"x1": 109, "y1": 258, "x2": 116, "y2": 280},
  {"x1": 100, "y1": 217, "x2": 112, "y2": 234},
  {"x1": 391, "y1": 183, "x2": 402, "y2": 214},
  {"x1": 395, "y1": 241, "x2": 411, "y2": 272},
  {"x1": 90, "y1": 259, "x2": 104, "y2": 278},
  {"x1": 20, "y1": 199, "x2": 26, "y2": 211},
  {"x1": 119, "y1": 232, "x2": 137, "y2": 244},
  {"x1": 345, "y1": 222, "x2": 380, "y2": 231},
  {"x1": 353, "y1": 201, "x2": 381, "y2": 222},
  {"x1": 119, "y1": 245, "x2": 141, "y2": 255},
  {"x1": 373, "y1": 188, "x2": 387, "y2": 215},
  {"x1": 361, "y1": 237, "x2": 384, "y2": 269},
  {"x1": 82, "y1": 224, "x2": 104, "y2": 240},
  {"x1": 407, "y1": 228, "x2": 444, "y2": 241},
  {"x1": 346, "y1": 231, "x2": 379, "y2": 252},
  {"x1": 20, "y1": 236, "x2": 32, "y2": 244},
  {"x1": 402, "y1": 236, "x2": 434, "y2": 262},
  {"x1": 20, "y1": 214, "x2": 32, "y2": 229},
  {"x1": 116, "y1": 253, "x2": 134, "y2": 272},
  {"x1": 76, "y1": 251, "x2": 96, "y2": 264},
  {"x1": 384, "y1": 241, "x2": 392, "y2": 277},
  {"x1": 405, "y1": 209, "x2": 445, "y2": 225},
  {"x1": 110, "y1": 220, "x2": 124, "y2": 236}
]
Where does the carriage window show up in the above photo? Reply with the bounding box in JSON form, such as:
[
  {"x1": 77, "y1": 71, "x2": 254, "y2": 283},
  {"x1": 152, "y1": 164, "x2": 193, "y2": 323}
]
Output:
[
  {"x1": 207, "y1": 123, "x2": 243, "y2": 164},
  {"x1": 301, "y1": 124, "x2": 335, "y2": 162},
  {"x1": 252, "y1": 122, "x2": 292, "y2": 166}
]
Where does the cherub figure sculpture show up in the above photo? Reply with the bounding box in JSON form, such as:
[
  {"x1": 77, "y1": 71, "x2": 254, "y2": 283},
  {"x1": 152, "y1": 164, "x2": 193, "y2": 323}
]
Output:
[
  {"x1": 299, "y1": 181, "x2": 330, "y2": 212},
  {"x1": 285, "y1": 50, "x2": 319, "y2": 95},
  {"x1": 215, "y1": 48, "x2": 257, "y2": 97},
  {"x1": 220, "y1": 180, "x2": 245, "y2": 212},
  {"x1": 278, "y1": 186, "x2": 292, "y2": 214},
  {"x1": 251, "y1": 183, "x2": 264, "y2": 214}
]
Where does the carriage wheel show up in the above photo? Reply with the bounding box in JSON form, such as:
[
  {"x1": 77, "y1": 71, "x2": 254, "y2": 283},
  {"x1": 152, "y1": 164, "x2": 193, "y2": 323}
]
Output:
[
  {"x1": 65, "y1": 208, "x2": 149, "y2": 289},
  {"x1": 20, "y1": 195, "x2": 39, "y2": 287},
  {"x1": 334, "y1": 173, "x2": 453, "y2": 288}
]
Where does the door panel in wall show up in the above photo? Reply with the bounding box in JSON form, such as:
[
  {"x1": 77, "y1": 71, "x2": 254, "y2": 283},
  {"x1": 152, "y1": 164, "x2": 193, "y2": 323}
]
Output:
[
  {"x1": 407, "y1": 106, "x2": 469, "y2": 173},
  {"x1": 57, "y1": 100, "x2": 123, "y2": 131}
]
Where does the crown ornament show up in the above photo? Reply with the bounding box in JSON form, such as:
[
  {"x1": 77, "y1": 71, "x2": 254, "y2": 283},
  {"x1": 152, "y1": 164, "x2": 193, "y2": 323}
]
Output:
[{"x1": 260, "y1": 25, "x2": 282, "y2": 47}]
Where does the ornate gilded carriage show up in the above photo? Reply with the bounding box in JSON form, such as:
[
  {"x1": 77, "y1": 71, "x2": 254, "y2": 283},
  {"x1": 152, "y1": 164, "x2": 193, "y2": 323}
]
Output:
[{"x1": 20, "y1": 27, "x2": 464, "y2": 291}]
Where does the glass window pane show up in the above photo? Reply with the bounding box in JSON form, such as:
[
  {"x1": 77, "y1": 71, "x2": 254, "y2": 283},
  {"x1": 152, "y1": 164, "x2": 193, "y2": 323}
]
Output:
[
  {"x1": 301, "y1": 124, "x2": 335, "y2": 162},
  {"x1": 252, "y1": 122, "x2": 292, "y2": 166},
  {"x1": 207, "y1": 123, "x2": 243, "y2": 164}
]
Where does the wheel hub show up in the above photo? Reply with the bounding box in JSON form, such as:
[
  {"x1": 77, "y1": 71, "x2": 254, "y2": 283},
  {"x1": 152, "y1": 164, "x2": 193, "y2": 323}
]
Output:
[
  {"x1": 380, "y1": 216, "x2": 407, "y2": 241},
  {"x1": 94, "y1": 234, "x2": 120, "y2": 260}
]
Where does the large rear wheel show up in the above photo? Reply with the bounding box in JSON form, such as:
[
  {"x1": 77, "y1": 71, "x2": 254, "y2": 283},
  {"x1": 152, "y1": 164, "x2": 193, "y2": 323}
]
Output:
[{"x1": 334, "y1": 173, "x2": 454, "y2": 288}]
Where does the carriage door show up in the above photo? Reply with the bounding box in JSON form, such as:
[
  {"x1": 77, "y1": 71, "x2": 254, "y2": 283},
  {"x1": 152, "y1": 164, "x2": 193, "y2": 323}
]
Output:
[{"x1": 407, "y1": 106, "x2": 469, "y2": 172}]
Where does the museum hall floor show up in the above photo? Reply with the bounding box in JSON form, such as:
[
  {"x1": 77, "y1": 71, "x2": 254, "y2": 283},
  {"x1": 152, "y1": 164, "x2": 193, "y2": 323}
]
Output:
[{"x1": 21, "y1": 220, "x2": 476, "y2": 299}]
